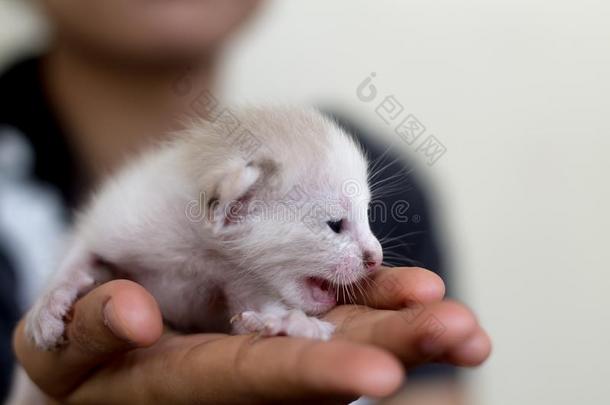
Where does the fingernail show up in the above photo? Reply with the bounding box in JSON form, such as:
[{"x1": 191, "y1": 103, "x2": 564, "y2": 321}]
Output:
[{"x1": 103, "y1": 299, "x2": 134, "y2": 345}]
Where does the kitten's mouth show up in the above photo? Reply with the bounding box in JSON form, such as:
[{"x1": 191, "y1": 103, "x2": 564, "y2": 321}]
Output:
[{"x1": 304, "y1": 277, "x2": 337, "y2": 306}]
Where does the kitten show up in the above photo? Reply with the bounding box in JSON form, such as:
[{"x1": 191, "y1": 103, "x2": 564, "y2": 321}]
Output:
[{"x1": 25, "y1": 106, "x2": 382, "y2": 349}]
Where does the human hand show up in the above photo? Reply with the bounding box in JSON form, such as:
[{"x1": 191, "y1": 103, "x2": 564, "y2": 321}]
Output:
[{"x1": 13, "y1": 267, "x2": 490, "y2": 404}]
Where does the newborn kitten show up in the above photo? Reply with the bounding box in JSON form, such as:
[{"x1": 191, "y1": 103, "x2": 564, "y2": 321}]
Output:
[{"x1": 25, "y1": 107, "x2": 383, "y2": 350}]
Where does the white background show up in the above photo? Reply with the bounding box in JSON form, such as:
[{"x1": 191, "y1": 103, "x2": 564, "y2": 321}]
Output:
[{"x1": 1, "y1": 1, "x2": 609, "y2": 404}]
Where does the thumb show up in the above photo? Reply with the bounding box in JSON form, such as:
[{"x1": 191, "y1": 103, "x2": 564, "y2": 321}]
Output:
[{"x1": 13, "y1": 279, "x2": 163, "y2": 399}]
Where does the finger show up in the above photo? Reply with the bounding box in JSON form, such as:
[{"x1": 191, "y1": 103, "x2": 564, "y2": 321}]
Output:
[
  {"x1": 440, "y1": 327, "x2": 492, "y2": 367},
  {"x1": 353, "y1": 267, "x2": 446, "y2": 309},
  {"x1": 13, "y1": 279, "x2": 163, "y2": 398},
  {"x1": 69, "y1": 334, "x2": 405, "y2": 404},
  {"x1": 232, "y1": 337, "x2": 404, "y2": 401},
  {"x1": 329, "y1": 300, "x2": 490, "y2": 368}
]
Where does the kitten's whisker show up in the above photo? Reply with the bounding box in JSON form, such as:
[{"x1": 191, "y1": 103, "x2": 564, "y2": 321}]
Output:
[
  {"x1": 367, "y1": 155, "x2": 404, "y2": 183},
  {"x1": 369, "y1": 169, "x2": 413, "y2": 191},
  {"x1": 379, "y1": 231, "x2": 425, "y2": 245},
  {"x1": 367, "y1": 146, "x2": 394, "y2": 180},
  {"x1": 355, "y1": 279, "x2": 369, "y2": 306}
]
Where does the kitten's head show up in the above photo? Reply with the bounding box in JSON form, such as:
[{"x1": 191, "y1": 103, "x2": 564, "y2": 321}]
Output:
[{"x1": 191, "y1": 107, "x2": 382, "y2": 314}]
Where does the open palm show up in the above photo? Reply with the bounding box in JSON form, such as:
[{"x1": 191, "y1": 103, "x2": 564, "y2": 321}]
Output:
[{"x1": 14, "y1": 267, "x2": 490, "y2": 404}]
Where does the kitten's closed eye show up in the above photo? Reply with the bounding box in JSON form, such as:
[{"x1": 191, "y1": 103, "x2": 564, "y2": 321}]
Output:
[{"x1": 326, "y1": 219, "x2": 343, "y2": 233}]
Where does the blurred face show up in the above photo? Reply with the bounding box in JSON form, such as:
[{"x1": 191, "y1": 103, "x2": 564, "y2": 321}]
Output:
[{"x1": 41, "y1": 0, "x2": 263, "y2": 63}]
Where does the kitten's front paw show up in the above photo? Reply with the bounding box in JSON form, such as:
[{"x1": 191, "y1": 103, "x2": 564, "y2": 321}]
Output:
[
  {"x1": 24, "y1": 293, "x2": 73, "y2": 351},
  {"x1": 232, "y1": 310, "x2": 335, "y2": 340}
]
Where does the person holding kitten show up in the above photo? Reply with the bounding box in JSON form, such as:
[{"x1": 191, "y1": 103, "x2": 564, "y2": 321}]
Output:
[{"x1": 0, "y1": 0, "x2": 491, "y2": 403}]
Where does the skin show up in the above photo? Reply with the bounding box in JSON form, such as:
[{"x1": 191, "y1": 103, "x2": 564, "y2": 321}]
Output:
[
  {"x1": 14, "y1": 267, "x2": 490, "y2": 404},
  {"x1": 13, "y1": 0, "x2": 492, "y2": 402}
]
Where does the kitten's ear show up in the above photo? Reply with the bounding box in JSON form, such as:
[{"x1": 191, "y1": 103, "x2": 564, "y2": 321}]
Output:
[{"x1": 207, "y1": 161, "x2": 275, "y2": 232}]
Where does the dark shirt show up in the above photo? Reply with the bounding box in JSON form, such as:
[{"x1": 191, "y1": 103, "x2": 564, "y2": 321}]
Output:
[
  {"x1": 0, "y1": 244, "x2": 19, "y2": 402},
  {"x1": 0, "y1": 57, "x2": 453, "y2": 401}
]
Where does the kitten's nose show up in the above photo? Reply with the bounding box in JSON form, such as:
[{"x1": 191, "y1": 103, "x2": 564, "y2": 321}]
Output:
[{"x1": 363, "y1": 250, "x2": 381, "y2": 271}]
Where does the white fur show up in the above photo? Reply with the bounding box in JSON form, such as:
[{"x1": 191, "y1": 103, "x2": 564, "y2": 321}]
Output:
[{"x1": 25, "y1": 107, "x2": 383, "y2": 349}]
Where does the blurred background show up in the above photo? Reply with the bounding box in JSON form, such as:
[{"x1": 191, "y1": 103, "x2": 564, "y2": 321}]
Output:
[{"x1": 1, "y1": 0, "x2": 609, "y2": 404}]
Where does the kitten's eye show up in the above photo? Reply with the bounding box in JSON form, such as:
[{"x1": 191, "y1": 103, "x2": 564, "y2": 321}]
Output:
[{"x1": 327, "y1": 219, "x2": 343, "y2": 233}]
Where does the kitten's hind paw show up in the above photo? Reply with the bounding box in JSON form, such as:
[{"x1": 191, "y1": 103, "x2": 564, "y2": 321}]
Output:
[{"x1": 232, "y1": 309, "x2": 335, "y2": 340}]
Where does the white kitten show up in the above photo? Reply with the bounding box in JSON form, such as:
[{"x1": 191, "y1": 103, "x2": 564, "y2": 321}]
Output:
[{"x1": 25, "y1": 106, "x2": 383, "y2": 349}]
